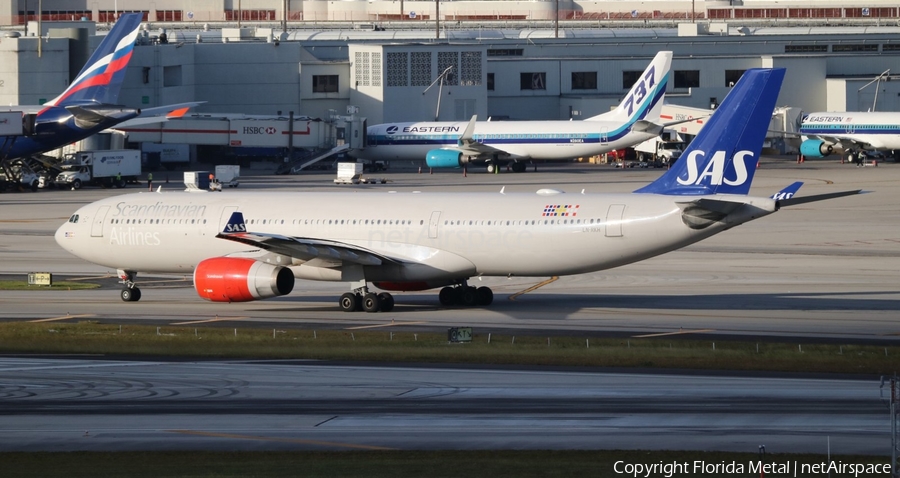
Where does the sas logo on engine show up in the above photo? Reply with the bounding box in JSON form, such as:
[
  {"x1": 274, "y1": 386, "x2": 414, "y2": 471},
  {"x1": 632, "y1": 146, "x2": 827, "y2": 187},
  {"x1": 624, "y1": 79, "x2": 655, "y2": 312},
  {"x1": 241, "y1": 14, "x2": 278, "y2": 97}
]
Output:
[{"x1": 542, "y1": 204, "x2": 579, "y2": 217}]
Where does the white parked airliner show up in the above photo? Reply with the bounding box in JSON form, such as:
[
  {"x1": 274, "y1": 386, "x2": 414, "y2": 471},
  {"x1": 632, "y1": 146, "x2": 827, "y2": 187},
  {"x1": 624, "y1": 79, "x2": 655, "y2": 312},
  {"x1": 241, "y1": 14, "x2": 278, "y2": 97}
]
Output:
[
  {"x1": 799, "y1": 111, "x2": 900, "y2": 159},
  {"x1": 56, "y1": 68, "x2": 860, "y2": 312},
  {"x1": 355, "y1": 52, "x2": 673, "y2": 173}
]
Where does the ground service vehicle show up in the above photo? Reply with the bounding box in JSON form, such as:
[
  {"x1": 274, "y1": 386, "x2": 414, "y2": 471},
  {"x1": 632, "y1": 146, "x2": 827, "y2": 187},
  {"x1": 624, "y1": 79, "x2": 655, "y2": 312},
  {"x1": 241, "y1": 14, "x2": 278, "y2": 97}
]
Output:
[
  {"x1": 54, "y1": 150, "x2": 141, "y2": 189},
  {"x1": 214, "y1": 165, "x2": 240, "y2": 188}
]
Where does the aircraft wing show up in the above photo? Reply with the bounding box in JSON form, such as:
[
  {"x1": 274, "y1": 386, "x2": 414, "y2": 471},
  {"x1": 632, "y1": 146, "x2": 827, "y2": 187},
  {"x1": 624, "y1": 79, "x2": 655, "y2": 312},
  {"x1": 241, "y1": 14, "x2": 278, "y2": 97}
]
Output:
[
  {"x1": 216, "y1": 212, "x2": 400, "y2": 266},
  {"x1": 106, "y1": 101, "x2": 205, "y2": 131},
  {"x1": 804, "y1": 133, "x2": 883, "y2": 150},
  {"x1": 449, "y1": 115, "x2": 509, "y2": 158}
]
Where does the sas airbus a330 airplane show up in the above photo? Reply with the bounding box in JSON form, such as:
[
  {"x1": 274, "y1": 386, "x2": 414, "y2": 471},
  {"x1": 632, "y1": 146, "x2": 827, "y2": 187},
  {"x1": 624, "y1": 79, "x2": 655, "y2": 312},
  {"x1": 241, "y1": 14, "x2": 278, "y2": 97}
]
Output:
[
  {"x1": 56, "y1": 68, "x2": 860, "y2": 312},
  {"x1": 0, "y1": 13, "x2": 198, "y2": 161},
  {"x1": 355, "y1": 51, "x2": 672, "y2": 173},
  {"x1": 798, "y1": 111, "x2": 900, "y2": 159}
]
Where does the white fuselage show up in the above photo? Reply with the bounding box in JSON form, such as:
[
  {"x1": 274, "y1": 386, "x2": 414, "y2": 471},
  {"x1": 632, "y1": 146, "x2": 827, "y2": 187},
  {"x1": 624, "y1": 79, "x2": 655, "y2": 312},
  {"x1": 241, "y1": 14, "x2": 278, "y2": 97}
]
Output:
[
  {"x1": 356, "y1": 120, "x2": 656, "y2": 162},
  {"x1": 800, "y1": 112, "x2": 900, "y2": 150},
  {"x1": 56, "y1": 190, "x2": 775, "y2": 284}
]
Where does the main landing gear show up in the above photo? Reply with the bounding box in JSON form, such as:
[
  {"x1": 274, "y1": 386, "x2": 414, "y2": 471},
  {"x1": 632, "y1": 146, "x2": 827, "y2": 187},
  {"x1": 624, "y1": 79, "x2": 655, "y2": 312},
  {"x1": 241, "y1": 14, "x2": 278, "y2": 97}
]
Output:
[
  {"x1": 118, "y1": 269, "x2": 142, "y2": 302},
  {"x1": 438, "y1": 284, "x2": 493, "y2": 307},
  {"x1": 339, "y1": 284, "x2": 394, "y2": 313}
]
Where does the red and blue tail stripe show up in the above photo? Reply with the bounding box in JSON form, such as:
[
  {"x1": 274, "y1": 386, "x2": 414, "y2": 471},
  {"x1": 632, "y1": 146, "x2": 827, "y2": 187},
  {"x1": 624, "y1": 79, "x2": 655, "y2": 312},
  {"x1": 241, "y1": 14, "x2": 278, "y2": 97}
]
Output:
[{"x1": 44, "y1": 13, "x2": 143, "y2": 108}]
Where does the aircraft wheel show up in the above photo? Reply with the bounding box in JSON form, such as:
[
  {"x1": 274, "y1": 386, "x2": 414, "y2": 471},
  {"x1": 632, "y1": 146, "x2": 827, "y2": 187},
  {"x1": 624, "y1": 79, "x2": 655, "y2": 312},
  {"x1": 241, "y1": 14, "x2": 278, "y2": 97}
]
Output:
[
  {"x1": 362, "y1": 293, "x2": 381, "y2": 313},
  {"x1": 339, "y1": 292, "x2": 359, "y2": 312},
  {"x1": 121, "y1": 287, "x2": 141, "y2": 302},
  {"x1": 476, "y1": 286, "x2": 493, "y2": 306},
  {"x1": 378, "y1": 293, "x2": 395, "y2": 312},
  {"x1": 460, "y1": 286, "x2": 478, "y2": 306},
  {"x1": 439, "y1": 287, "x2": 457, "y2": 306}
]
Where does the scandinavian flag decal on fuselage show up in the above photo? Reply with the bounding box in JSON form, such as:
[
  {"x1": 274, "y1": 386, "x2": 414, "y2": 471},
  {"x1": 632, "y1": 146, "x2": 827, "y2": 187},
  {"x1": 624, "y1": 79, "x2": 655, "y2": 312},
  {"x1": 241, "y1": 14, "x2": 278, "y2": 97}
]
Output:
[{"x1": 542, "y1": 204, "x2": 579, "y2": 217}]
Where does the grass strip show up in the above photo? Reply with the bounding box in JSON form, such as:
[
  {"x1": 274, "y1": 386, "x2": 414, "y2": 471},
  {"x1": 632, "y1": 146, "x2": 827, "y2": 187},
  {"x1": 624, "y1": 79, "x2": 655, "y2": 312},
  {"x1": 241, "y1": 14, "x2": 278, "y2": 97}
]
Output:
[
  {"x1": 0, "y1": 280, "x2": 100, "y2": 291},
  {"x1": 0, "y1": 321, "x2": 896, "y2": 375}
]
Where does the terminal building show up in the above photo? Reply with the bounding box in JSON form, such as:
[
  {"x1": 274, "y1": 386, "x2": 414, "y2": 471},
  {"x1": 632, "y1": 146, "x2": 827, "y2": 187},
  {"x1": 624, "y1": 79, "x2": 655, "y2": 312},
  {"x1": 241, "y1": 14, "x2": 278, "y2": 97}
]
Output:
[{"x1": 2, "y1": 7, "x2": 900, "y2": 164}]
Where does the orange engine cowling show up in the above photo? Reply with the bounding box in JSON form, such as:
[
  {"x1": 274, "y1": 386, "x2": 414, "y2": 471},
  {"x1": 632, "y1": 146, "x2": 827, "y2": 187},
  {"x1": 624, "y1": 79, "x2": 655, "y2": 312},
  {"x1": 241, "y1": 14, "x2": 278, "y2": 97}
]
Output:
[{"x1": 194, "y1": 257, "x2": 295, "y2": 302}]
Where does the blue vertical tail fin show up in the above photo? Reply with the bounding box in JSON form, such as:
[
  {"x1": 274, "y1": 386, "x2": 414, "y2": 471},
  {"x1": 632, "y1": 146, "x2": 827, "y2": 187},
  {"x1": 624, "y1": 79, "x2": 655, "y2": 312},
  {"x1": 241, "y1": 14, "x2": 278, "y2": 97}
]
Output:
[
  {"x1": 44, "y1": 13, "x2": 143, "y2": 107},
  {"x1": 634, "y1": 68, "x2": 785, "y2": 196}
]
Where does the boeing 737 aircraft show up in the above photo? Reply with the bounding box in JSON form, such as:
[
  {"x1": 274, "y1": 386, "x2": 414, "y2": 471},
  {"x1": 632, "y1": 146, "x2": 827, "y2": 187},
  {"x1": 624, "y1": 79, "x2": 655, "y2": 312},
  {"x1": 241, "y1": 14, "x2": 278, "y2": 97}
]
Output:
[
  {"x1": 0, "y1": 13, "x2": 197, "y2": 161},
  {"x1": 799, "y1": 112, "x2": 900, "y2": 159},
  {"x1": 355, "y1": 52, "x2": 672, "y2": 173},
  {"x1": 56, "y1": 68, "x2": 860, "y2": 312}
]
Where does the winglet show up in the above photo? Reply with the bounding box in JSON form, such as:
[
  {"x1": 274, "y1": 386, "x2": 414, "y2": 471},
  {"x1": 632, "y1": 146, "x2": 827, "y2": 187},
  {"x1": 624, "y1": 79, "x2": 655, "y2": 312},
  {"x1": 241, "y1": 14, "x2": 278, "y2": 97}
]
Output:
[
  {"x1": 458, "y1": 115, "x2": 478, "y2": 147},
  {"x1": 634, "y1": 68, "x2": 786, "y2": 196},
  {"x1": 222, "y1": 212, "x2": 247, "y2": 234},
  {"x1": 771, "y1": 181, "x2": 803, "y2": 200}
]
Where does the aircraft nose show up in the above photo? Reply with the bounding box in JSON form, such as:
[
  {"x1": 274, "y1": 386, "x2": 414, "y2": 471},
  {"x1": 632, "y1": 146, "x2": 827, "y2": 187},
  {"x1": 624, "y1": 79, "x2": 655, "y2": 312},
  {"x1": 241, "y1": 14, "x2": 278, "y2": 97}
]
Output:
[{"x1": 55, "y1": 219, "x2": 75, "y2": 251}]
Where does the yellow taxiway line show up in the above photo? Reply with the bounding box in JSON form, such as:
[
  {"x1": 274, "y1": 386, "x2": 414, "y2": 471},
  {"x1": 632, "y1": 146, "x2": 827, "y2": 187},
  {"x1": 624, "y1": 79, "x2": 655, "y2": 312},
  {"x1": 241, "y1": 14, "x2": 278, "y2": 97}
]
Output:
[
  {"x1": 508, "y1": 276, "x2": 559, "y2": 301},
  {"x1": 29, "y1": 314, "x2": 95, "y2": 323},
  {"x1": 345, "y1": 321, "x2": 427, "y2": 330},
  {"x1": 171, "y1": 316, "x2": 250, "y2": 325},
  {"x1": 632, "y1": 329, "x2": 716, "y2": 338},
  {"x1": 168, "y1": 430, "x2": 396, "y2": 450}
]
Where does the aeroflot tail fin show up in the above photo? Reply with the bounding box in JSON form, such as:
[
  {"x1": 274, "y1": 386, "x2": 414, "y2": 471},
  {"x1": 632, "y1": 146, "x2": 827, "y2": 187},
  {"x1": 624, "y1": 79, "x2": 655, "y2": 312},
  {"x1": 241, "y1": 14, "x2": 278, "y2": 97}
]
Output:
[
  {"x1": 44, "y1": 13, "x2": 143, "y2": 108},
  {"x1": 634, "y1": 68, "x2": 785, "y2": 196},
  {"x1": 586, "y1": 51, "x2": 672, "y2": 125}
]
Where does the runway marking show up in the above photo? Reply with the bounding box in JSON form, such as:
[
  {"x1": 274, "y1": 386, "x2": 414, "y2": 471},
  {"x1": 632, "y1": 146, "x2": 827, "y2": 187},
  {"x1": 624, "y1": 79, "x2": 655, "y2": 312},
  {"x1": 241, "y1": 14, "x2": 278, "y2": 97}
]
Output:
[
  {"x1": 346, "y1": 321, "x2": 427, "y2": 330},
  {"x1": 168, "y1": 430, "x2": 396, "y2": 450},
  {"x1": 508, "y1": 276, "x2": 559, "y2": 301},
  {"x1": 29, "y1": 314, "x2": 95, "y2": 323},
  {"x1": 171, "y1": 317, "x2": 250, "y2": 325},
  {"x1": 632, "y1": 329, "x2": 716, "y2": 338}
]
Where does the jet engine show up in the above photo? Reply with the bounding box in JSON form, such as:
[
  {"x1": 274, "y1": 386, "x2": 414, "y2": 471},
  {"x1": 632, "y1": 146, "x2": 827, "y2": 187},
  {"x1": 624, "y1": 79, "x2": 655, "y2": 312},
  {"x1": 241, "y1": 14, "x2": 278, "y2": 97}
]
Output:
[
  {"x1": 799, "y1": 139, "x2": 834, "y2": 158},
  {"x1": 426, "y1": 149, "x2": 465, "y2": 168},
  {"x1": 194, "y1": 257, "x2": 294, "y2": 302}
]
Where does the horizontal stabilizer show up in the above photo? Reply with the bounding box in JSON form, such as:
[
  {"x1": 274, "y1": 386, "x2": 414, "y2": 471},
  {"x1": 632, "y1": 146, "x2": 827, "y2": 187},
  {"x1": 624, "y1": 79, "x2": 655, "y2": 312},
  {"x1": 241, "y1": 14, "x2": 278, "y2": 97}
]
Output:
[
  {"x1": 66, "y1": 105, "x2": 140, "y2": 129},
  {"x1": 630, "y1": 120, "x2": 664, "y2": 135},
  {"x1": 777, "y1": 190, "x2": 862, "y2": 207}
]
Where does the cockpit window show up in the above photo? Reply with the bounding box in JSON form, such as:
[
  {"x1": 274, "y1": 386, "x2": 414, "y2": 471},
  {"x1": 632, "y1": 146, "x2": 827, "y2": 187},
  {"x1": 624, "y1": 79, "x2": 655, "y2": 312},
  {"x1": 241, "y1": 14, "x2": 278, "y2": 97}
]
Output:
[{"x1": 69, "y1": 214, "x2": 79, "y2": 223}]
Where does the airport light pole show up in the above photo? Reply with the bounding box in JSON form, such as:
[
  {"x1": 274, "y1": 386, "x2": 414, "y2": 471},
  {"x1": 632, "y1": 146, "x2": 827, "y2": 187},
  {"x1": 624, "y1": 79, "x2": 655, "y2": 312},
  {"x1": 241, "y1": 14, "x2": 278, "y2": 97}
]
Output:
[
  {"x1": 858, "y1": 69, "x2": 890, "y2": 112},
  {"x1": 423, "y1": 65, "x2": 454, "y2": 121}
]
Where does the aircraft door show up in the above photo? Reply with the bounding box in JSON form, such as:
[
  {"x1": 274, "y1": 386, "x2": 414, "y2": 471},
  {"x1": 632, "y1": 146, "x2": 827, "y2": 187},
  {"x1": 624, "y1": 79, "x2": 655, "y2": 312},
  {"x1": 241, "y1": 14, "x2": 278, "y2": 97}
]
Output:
[
  {"x1": 600, "y1": 127, "x2": 609, "y2": 145},
  {"x1": 428, "y1": 211, "x2": 441, "y2": 239},
  {"x1": 605, "y1": 204, "x2": 625, "y2": 237},
  {"x1": 91, "y1": 205, "x2": 110, "y2": 237}
]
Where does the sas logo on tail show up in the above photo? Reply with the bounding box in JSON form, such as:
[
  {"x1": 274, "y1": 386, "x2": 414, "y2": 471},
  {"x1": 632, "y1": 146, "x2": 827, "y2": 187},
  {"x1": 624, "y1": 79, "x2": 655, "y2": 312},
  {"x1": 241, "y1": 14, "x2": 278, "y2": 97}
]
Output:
[
  {"x1": 676, "y1": 150, "x2": 753, "y2": 187},
  {"x1": 224, "y1": 223, "x2": 246, "y2": 233}
]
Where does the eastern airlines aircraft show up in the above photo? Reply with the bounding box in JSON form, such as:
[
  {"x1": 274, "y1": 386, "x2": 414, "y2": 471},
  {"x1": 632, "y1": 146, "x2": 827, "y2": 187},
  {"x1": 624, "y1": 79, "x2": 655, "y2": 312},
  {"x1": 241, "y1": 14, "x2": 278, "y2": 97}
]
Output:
[
  {"x1": 799, "y1": 111, "x2": 900, "y2": 159},
  {"x1": 355, "y1": 52, "x2": 672, "y2": 173},
  {"x1": 56, "y1": 68, "x2": 860, "y2": 312}
]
